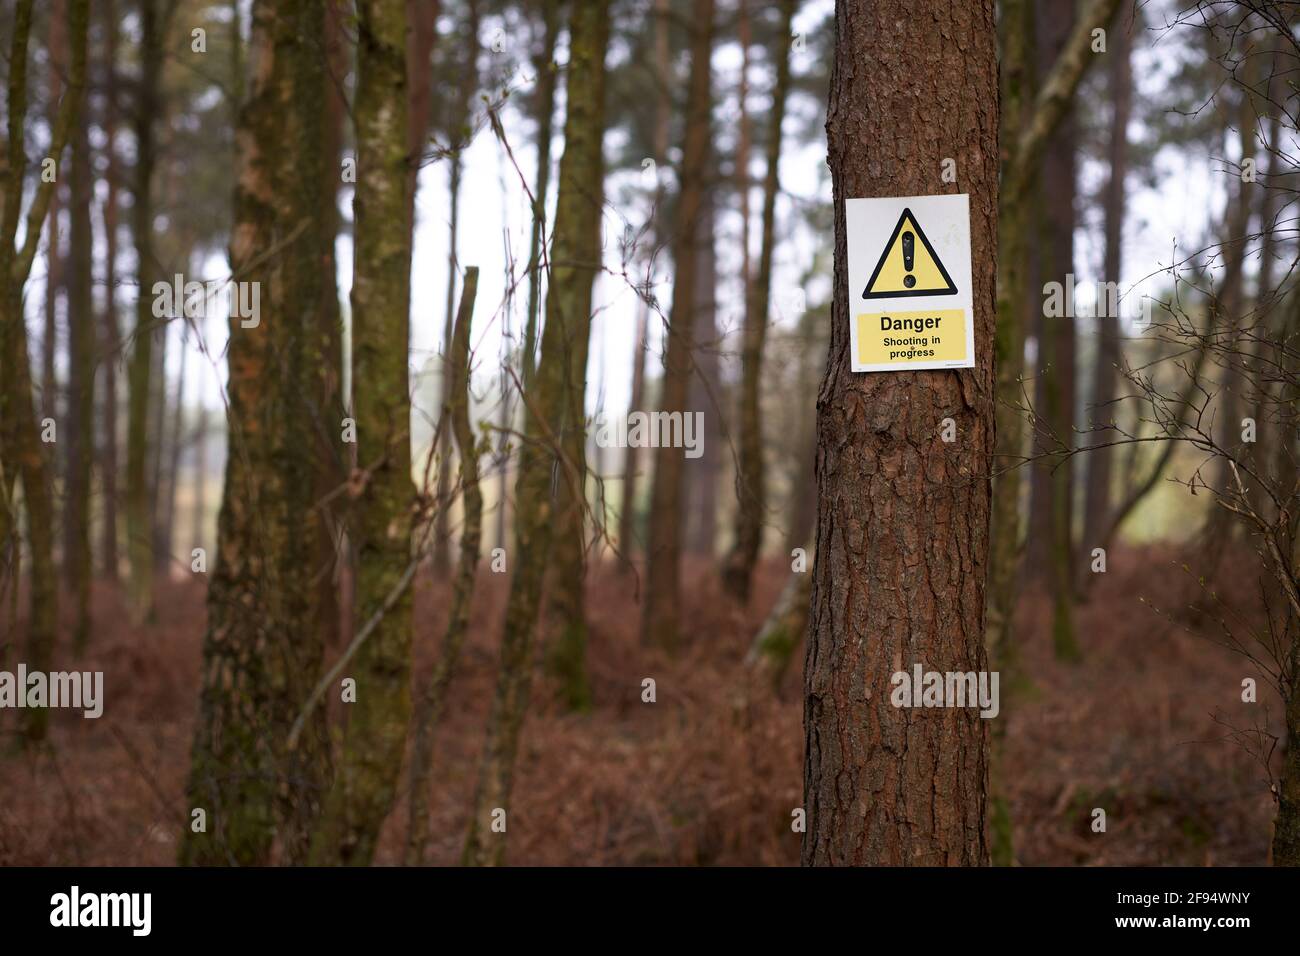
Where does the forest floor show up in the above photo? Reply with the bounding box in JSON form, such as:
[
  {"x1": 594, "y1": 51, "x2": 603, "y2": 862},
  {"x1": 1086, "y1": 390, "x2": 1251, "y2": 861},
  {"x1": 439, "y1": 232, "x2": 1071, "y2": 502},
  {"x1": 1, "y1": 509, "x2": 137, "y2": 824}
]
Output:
[{"x1": 0, "y1": 544, "x2": 1281, "y2": 865}]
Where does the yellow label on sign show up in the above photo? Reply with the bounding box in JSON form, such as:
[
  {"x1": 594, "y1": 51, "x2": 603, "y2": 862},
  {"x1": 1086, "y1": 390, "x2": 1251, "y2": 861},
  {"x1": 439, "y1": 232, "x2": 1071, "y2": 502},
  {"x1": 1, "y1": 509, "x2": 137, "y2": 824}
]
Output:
[{"x1": 856, "y1": 309, "x2": 968, "y2": 367}]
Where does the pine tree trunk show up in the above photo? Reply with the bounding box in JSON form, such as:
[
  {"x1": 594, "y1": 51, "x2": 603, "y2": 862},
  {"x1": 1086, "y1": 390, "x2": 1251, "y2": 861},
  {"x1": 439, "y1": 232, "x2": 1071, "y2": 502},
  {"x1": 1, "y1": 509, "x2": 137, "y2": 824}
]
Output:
[
  {"x1": 723, "y1": 0, "x2": 794, "y2": 601},
  {"x1": 803, "y1": 0, "x2": 997, "y2": 866},
  {"x1": 463, "y1": 0, "x2": 611, "y2": 866},
  {"x1": 183, "y1": 0, "x2": 340, "y2": 865},
  {"x1": 308, "y1": 0, "x2": 413, "y2": 866},
  {"x1": 642, "y1": 0, "x2": 714, "y2": 650}
]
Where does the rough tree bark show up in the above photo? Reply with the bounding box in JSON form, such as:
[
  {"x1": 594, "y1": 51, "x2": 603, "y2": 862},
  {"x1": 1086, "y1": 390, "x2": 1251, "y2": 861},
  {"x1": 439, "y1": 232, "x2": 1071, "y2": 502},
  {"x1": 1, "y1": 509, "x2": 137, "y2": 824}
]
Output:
[
  {"x1": 463, "y1": 0, "x2": 610, "y2": 866},
  {"x1": 182, "y1": 0, "x2": 339, "y2": 866},
  {"x1": 802, "y1": 0, "x2": 997, "y2": 866},
  {"x1": 722, "y1": 0, "x2": 795, "y2": 602},
  {"x1": 642, "y1": 0, "x2": 714, "y2": 650},
  {"x1": 308, "y1": 0, "x2": 413, "y2": 867},
  {"x1": 545, "y1": 0, "x2": 612, "y2": 711}
]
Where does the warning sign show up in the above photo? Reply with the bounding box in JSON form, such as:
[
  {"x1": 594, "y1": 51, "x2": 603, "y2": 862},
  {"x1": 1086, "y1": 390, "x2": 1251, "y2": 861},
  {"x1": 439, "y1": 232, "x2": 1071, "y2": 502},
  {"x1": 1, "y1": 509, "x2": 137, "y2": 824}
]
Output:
[{"x1": 846, "y1": 194, "x2": 974, "y2": 372}]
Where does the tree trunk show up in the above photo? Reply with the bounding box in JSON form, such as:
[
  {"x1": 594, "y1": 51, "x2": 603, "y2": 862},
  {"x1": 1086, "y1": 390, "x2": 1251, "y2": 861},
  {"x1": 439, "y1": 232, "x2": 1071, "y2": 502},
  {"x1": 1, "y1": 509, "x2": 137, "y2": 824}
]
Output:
[
  {"x1": 802, "y1": 0, "x2": 997, "y2": 866},
  {"x1": 1276, "y1": 663, "x2": 1300, "y2": 865},
  {"x1": 433, "y1": 0, "x2": 480, "y2": 576},
  {"x1": 748, "y1": 545, "x2": 812, "y2": 690},
  {"x1": 616, "y1": 0, "x2": 670, "y2": 562},
  {"x1": 1079, "y1": 12, "x2": 1130, "y2": 588},
  {"x1": 521, "y1": 0, "x2": 560, "y2": 389},
  {"x1": 685, "y1": 192, "x2": 719, "y2": 557},
  {"x1": 406, "y1": 267, "x2": 481, "y2": 864},
  {"x1": 99, "y1": 0, "x2": 121, "y2": 585},
  {"x1": 986, "y1": 0, "x2": 1121, "y2": 671},
  {"x1": 66, "y1": 79, "x2": 95, "y2": 649},
  {"x1": 1029, "y1": 0, "x2": 1080, "y2": 660},
  {"x1": 126, "y1": 0, "x2": 160, "y2": 626},
  {"x1": 160, "y1": 321, "x2": 189, "y2": 574},
  {"x1": 183, "y1": 0, "x2": 339, "y2": 865},
  {"x1": 308, "y1": 0, "x2": 414, "y2": 866},
  {"x1": 42, "y1": 1, "x2": 65, "y2": 429},
  {"x1": 543, "y1": 0, "x2": 608, "y2": 714},
  {"x1": 0, "y1": 0, "x2": 89, "y2": 743},
  {"x1": 641, "y1": 0, "x2": 714, "y2": 650},
  {"x1": 463, "y1": 0, "x2": 610, "y2": 866},
  {"x1": 722, "y1": 0, "x2": 794, "y2": 601}
]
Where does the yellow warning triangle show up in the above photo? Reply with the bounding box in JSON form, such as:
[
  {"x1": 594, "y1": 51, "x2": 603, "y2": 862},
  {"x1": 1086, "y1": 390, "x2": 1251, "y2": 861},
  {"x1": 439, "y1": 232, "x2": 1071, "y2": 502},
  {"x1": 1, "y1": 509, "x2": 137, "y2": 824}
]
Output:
[{"x1": 862, "y1": 208, "x2": 957, "y2": 299}]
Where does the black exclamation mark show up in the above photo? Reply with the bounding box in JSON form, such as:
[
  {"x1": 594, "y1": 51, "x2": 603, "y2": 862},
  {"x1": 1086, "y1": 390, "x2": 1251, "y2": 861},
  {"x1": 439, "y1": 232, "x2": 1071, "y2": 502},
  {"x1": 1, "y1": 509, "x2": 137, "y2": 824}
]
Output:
[{"x1": 902, "y1": 231, "x2": 916, "y2": 288}]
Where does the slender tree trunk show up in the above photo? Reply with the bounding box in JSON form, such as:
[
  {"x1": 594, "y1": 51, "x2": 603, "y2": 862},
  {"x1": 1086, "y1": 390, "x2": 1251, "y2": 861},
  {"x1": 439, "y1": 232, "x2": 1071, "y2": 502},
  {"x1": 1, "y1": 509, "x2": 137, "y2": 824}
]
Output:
[
  {"x1": 99, "y1": 0, "x2": 121, "y2": 584},
  {"x1": 66, "y1": 77, "x2": 95, "y2": 649},
  {"x1": 723, "y1": 0, "x2": 794, "y2": 601},
  {"x1": 1032, "y1": 0, "x2": 1080, "y2": 659},
  {"x1": 126, "y1": 0, "x2": 160, "y2": 626},
  {"x1": 542, "y1": 0, "x2": 601, "y2": 713},
  {"x1": 463, "y1": 0, "x2": 610, "y2": 866},
  {"x1": 191, "y1": 400, "x2": 206, "y2": 555},
  {"x1": 1276, "y1": 662, "x2": 1300, "y2": 865},
  {"x1": 987, "y1": 0, "x2": 1120, "y2": 670},
  {"x1": 308, "y1": 0, "x2": 413, "y2": 866},
  {"x1": 319, "y1": 0, "x2": 346, "y2": 659},
  {"x1": 160, "y1": 322, "x2": 188, "y2": 573},
  {"x1": 684, "y1": 193, "x2": 719, "y2": 557},
  {"x1": 642, "y1": 0, "x2": 714, "y2": 650},
  {"x1": 43, "y1": 2, "x2": 65, "y2": 429},
  {"x1": 148, "y1": 311, "x2": 170, "y2": 573},
  {"x1": 0, "y1": 0, "x2": 89, "y2": 743},
  {"x1": 406, "y1": 268, "x2": 481, "y2": 864},
  {"x1": 522, "y1": 0, "x2": 561, "y2": 389},
  {"x1": 747, "y1": 542, "x2": 812, "y2": 689},
  {"x1": 618, "y1": 301, "x2": 648, "y2": 557},
  {"x1": 803, "y1": 0, "x2": 997, "y2": 866},
  {"x1": 1079, "y1": 10, "x2": 1131, "y2": 596},
  {"x1": 433, "y1": 0, "x2": 480, "y2": 575},
  {"x1": 618, "y1": 0, "x2": 670, "y2": 563},
  {"x1": 183, "y1": 0, "x2": 338, "y2": 866},
  {"x1": 1205, "y1": 87, "x2": 1259, "y2": 553}
]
